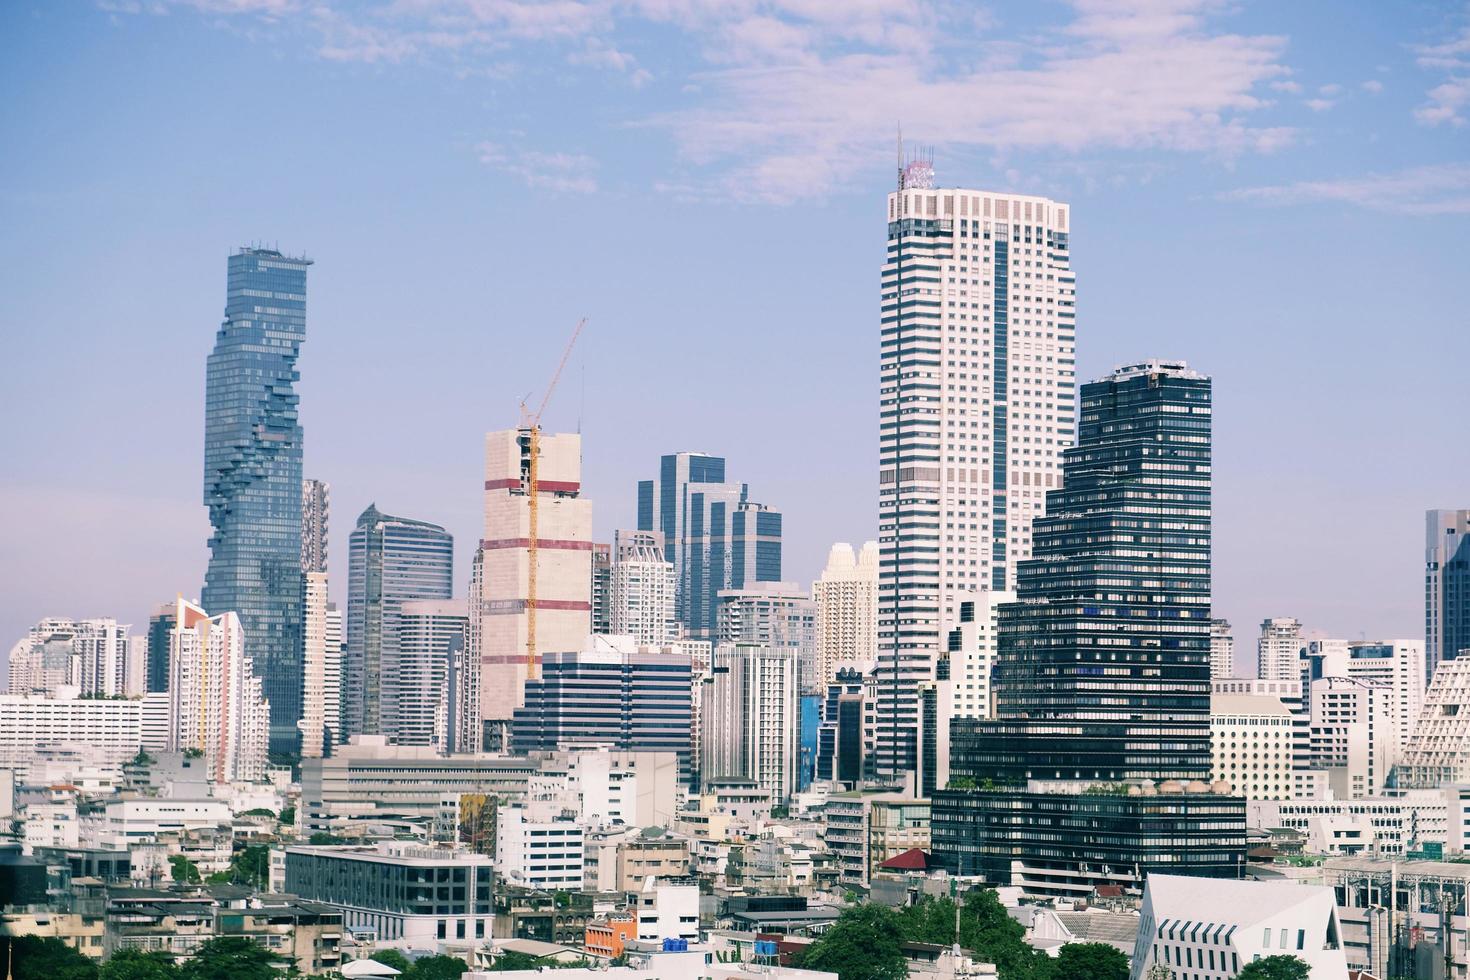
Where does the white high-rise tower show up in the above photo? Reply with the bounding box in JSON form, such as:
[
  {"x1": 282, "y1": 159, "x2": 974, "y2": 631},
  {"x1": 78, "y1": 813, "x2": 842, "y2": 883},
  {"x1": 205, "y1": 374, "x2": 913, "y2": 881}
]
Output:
[
  {"x1": 876, "y1": 161, "x2": 1076, "y2": 780},
  {"x1": 813, "y1": 542, "x2": 879, "y2": 687}
]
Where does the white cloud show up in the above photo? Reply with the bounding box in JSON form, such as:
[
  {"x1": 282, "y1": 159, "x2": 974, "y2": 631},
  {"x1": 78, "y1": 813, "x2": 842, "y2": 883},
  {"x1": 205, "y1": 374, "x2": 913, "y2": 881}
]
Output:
[
  {"x1": 1413, "y1": 16, "x2": 1470, "y2": 125},
  {"x1": 1226, "y1": 162, "x2": 1470, "y2": 215},
  {"x1": 1361, "y1": 79, "x2": 1383, "y2": 93},
  {"x1": 1304, "y1": 98, "x2": 1334, "y2": 112},
  {"x1": 1317, "y1": 82, "x2": 1342, "y2": 95},
  {"x1": 477, "y1": 141, "x2": 600, "y2": 193}
]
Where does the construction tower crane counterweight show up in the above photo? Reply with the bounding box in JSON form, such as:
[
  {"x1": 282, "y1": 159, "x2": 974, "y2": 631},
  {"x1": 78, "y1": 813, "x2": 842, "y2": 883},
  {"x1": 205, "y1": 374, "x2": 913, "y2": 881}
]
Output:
[{"x1": 522, "y1": 318, "x2": 588, "y2": 679}]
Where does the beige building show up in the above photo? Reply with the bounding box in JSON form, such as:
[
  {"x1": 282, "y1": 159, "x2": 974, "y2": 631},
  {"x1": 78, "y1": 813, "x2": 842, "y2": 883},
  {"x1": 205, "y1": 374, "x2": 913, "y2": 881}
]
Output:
[
  {"x1": 475, "y1": 428, "x2": 593, "y2": 748},
  {"x1": 614, "y1": 832, "x2": 690, "y2": 893},
  {"x1": 1211, "y1": 692, "x2": 1295, "y2": 801},
  {"x1": 812, "y1": 542, "x2": 878, "y2": 687}
]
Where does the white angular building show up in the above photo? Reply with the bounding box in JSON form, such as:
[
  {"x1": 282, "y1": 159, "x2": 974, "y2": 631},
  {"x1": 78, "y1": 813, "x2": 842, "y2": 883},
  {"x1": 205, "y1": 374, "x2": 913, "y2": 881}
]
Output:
[
  {"x1": 812, "y1": 542, "x2": 879, "y2": 687},
  {"x1": 610, "y1": 529, "x2": 679, "y2": 645},
  {"x1": 877, "y1": 174, "x2": 1077, "y2": 780},
  {"x1": 703, "y1": 644, "x2": 798, "y2": 802},
  {"x1": 1130, "y1": 874, "x2": 1348, "y2": 980},
  {"x1": 1397, "y1": 656, "x2": 1470, "y2": 787},
  {"x1": 167, "y1": 598, "x2": 270, "y2": 783},
  {"x1": 476, "y1": 428, "x2": 592, "y2": 748}
]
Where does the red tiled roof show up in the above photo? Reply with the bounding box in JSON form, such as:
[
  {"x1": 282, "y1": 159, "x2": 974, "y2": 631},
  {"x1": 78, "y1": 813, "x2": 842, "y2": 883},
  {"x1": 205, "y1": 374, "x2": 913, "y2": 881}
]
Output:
[{"x1": 879, "y1": 848, "x2": 932, "y2": 870}]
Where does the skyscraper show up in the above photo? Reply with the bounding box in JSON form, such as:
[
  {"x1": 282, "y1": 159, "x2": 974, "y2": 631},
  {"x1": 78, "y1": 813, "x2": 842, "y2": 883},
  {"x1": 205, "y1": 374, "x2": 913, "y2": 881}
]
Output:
[
  {"x1": 202, "y1": 246, "x2": 312, "y2": 755},
  {"x1": 637, "y1": 452, "x2": 782, "y2": 639},
  {"x1": 300, "y1": 479, "x2": 331, "y2": 758},
  {"x1": 610, "y1": 530, "x2": 678, "y2": 645},
  {"x1": 397, "y1": 599, "x2": 468, "y2": 750},
  {"x1": 715, "y1": 584, "x2": 817, "y2": 693},
  {"x1": 812, "y1": 542, "x2": 879, "y2": 687},
  {"x1": 145, "y1": 603, "x2": 175, "y2": 694},
  {"x1": 932, "y1": 361, "x2": 1244, "y2": 892},
  {"x1": 877, "y1": 173, "x2": 1076, "y2": 781},
  {"x1": 1209, "y1": 619, "x2": 1235, "y2": 678},
  {"x1": 478, "y1": 428, "x2": 593, "y2": 748},
  {"x1": 343, "y1": 505, "x2": 453, "y2": 740},
  {"x1": 167, "y1": 597, "x2": 270, "y2": 783},
  {"x1": 703, "y1": 644, "x2": 799, "y2": 802},
  {"x1": 1427, "y1": 509, "x2": 1470, "y2": 680},
  {"x1": 7, "y1": 619, "x2": 132, "y2": 697},
  {"x1": 1257, "y1": 618, "x2": 1304, "y2": 682}
]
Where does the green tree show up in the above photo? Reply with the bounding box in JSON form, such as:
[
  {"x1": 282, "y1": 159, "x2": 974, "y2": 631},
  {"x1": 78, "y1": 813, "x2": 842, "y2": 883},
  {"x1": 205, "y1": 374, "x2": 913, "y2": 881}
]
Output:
[
  {"x1": 278, "y1": 806, "x2": 296, "y2": 826},
  {"x1": 1051, "y1": 943, "x2": 1127, "y2": 980},
  {"x1": 897, "y1": 897, "x2": 958, "y2": 945},
  {"x1": 956, "y1": 890, "x2": 1053, "y2": 980},
  {"x1": 1236, "y1": 955, "x2": 1312, "y2": 980},
  {"x1": 168, "y1": 854, "x2": 201, "y2": 884},
  {"x1": 405, "y1": 954, "x2": 467, "y2": 980},
  {"x1": 487, "y1": 951, "x2": 542, "y2": 972},
  {"x1": 308, "y1": 832, "x2": 346, "y2": 845},
  {"x1": 227, "y1": 844, "x2": 271, "y2": 888},
  {"x1": 371, "y1": 950, "x2": 413, "y2": 974},
  {"x1": 100, "y1": 950, "x2": 179, "y2": 980},
  {"x1": 178, "y1": 937, "x2": 286, "y2": 980},
  {"x1": 8, "y1": 937, "x2": 99, "y2": 980},
  {"x1": 800, "y1": 904, "x2": 909, "y2": 980}
]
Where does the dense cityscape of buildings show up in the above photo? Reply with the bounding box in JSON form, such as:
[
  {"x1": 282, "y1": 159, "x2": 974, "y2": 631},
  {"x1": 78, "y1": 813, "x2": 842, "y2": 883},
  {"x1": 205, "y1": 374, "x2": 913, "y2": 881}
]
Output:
[{"x1": 3, "y1": 169, "x2": 1466, "y2": 980}]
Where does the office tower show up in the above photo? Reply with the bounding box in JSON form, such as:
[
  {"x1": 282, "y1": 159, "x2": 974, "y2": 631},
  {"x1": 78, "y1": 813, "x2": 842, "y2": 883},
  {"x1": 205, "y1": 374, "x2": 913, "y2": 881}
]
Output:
[
  {"x1": 945, "y1": 588, "x2": 1015, "y2": 721},
  {"x1": 812, "y1": 541, "x2": 879, "y2": 687},
  {"x1": 1306, "y1": 676, "x2": 1394, "y2": 799},
  {"x1": 201, "y1": 246, "x2": 311, "y2": 756},
  {"x1": 815, "y1": 666, "x2": 868, "y2": 785},
  {"x1": 932, "y1": 361, "x2": 1244, "y2": 892},
  {"x1": 167, "y1": 597, "x2": 270, "y2": 782},
  {"x1": 343, "y1": 505, "x2": 453, "y2": 740},
  {"x1": 703, "y1": 644, "x2": 799, "y2": 802},
  {"x1": 7, "y1": 618, "x2": 132, "y2": 697},
  {"x1": 590, "y1": 543, "x2": 612, "y2": 634},
  {"x1": 1210, "y1": 619, "x2": 1235, "y2": 678},
  {"x1": 323, "y1": 604, "x2": 342, "y2": 746},
  {"x1": 478, "y1": 428, "x2": 593, "y2": 747},
  {"x1": 397, "y1": 599, "x2": 467, "y2": 750},
  {"x1": 1257, "y1": 618, "x2": 1304, "y2": 682},
  {"x1": 145, "y1": 603, "x2": 175, "y2": 693},
  {"x1": 716, "y1": 584, "x2": 817, "y2": 692},
  {"x1": 876, "y1": 175, "x2": 1076, "y2": 782},
  {"x1": 1427, "y1": 510, "x2": 1470, "y2": 680},
  {"x1": 610, "y1": 530, "x2": 678, "y2": 645},
  {"x1": 300, "y1": 479, "x2": 331, "y2": 758},
  {"x1": 510, "y1": 636, "x2": 694, "y2": 783},
  {"x1": 636, "y1": 452, "x2": 782, "y2": 639}
]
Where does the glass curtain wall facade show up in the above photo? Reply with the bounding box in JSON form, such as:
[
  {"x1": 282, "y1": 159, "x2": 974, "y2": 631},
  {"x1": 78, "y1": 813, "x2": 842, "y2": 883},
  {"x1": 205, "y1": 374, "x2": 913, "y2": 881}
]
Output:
[{"x1": 202, "y1": 247, "x2": 312, "y2": 755}]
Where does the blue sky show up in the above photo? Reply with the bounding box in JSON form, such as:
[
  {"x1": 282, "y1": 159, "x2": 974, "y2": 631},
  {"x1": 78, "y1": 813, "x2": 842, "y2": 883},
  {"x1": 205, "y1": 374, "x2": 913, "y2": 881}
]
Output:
[{"x1": 2, "y1": 0, "x2": 1467, "y2": 675}]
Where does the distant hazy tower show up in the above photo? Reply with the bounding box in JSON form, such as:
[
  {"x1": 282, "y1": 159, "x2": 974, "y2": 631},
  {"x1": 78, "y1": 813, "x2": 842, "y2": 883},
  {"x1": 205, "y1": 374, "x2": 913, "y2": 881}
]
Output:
[
  {"x1": 202, "y1": 246, "x2": 311, "y2": 756},
  {"x1": 876, "y1": 162, "x2": 1076, "y2": 779},
  {"x1": 343, "y1": 505, "x2": 453, "y2": 739},
  {"x1": 478, "y1": 428, "x2": 593, "y2": 747},
  {"x1": 590, "y1": 543, "x2": 613, "y2": 634},
  {"x1": 300, "y1": 479, "x2": 331, "y2": 758},
  {"x1": 1257, "y1": 618, "x2": 1303, "y2": 682},
  {"x1": 812, "y1": 542, "x2": 879, "y2": 686},
  {"x1": 1210, "y1": 619, "x2": 1235, "y2": 678},
  {"x1": 1427, "y1": 509, "x2": 1470, "y2": 680},
  {"x1": 398, "y1": 599, "x2": 468, "y2": 750}
]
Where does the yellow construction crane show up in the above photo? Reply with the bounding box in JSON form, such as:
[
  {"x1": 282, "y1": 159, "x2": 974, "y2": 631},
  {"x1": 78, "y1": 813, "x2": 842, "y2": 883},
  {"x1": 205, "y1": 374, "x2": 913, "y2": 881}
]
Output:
[{"x1": 524, "y1": 317, "x2": 588, "y2": 679}]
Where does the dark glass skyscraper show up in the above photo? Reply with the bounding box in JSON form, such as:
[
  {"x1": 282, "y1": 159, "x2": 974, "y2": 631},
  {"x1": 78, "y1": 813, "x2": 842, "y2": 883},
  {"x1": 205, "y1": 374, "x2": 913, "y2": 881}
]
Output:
[
  {"x1": 202, "y1": 247, "x2": 312, "y2": 755},
  {"x1": 932, "y1": 361, "x2": 1244, "y2": 894}
]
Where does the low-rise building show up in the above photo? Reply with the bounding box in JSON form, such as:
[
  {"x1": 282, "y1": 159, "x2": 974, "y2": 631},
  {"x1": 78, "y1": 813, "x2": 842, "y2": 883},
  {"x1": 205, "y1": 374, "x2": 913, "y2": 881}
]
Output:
[
  {"x1": 615, "y1": 830, "x2": 689, "y2": 893},
  {"x1": 496, "y1": 805, "x2": 584, "y2": 890},
  {"x1": 585, "y1": 910, "x2": 638, "y2": 959},
  {"x1": 826, "y1": 791, "x2": 929, "y2": 888},
  {"x1": 1211, "y1": 692, "x2": 1295, "y2": 801},
  {"x1": 634, "y1": 876, "x2": 700, "y2": 945}
]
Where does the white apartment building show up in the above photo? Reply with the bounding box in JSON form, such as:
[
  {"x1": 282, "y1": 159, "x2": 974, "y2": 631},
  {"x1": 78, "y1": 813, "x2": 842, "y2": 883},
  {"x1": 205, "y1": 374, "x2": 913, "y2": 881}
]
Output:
[
  {"x1": 703, "y1": 645, "x2": 798, "y2": 802},
  {"x1": 0, "y1": 688, "x2": 145, "y2": 765},
  {"x1": 1257, "y1": 617, "x2": 1304, "y2": 682},
  {"x1": 610, "y1": 530, "x2": 679, "y2": 645},
  {"x1": 1209, "y1": 619, "x2": 1234, "y2": 678},
  {"x1": 716, "y1": 585, "x2": 817, "y2": 694},
  {"x1": 496, "y1": 804, "x2": 585, "y2": 890},
  {"x1": 1313, "y1": 640, "x2": 1426, "y2": 755},
  {"x1": 84, "y1": 796, "x2": 233, "y2": 850},
  {"x1": 397, "y1": 599, "x2": 467, "y2": 750},
  {"x1": 812, "y1": 542, "x2": 879, "y2": 687},
  {"x1": 1249, "y1": 798, "x2": 1426, "y2": 857},
  {"x1": 167, "y1": 598, "x2": 270, "y2": 783},
  {"x1": 1129, "y1": 874, "x2": 1348, "y2": 980},
  {"x1": 635, "y1": 876, "x2": 700, "y2": 944},
  {"x1": 945, "y1": 588, "x2": 1015, "y2": 720},
  {"x1": 878, "y1": 173, "x2": 1076, "y2": 780},
  {"x1": 475, "y1": 428, "x2": 592, "y2": 747},
  {"x1": 1397, "y1": 656, "x2": 1470, "y2": 787},
  {"x1": 301, "y1": 570, "x2": 331, "y2": 758},
  {"x1": 7, "y1": 618, "x2": 139, "y2": 697},
  {"x1": 1211, "y1": 692, "x2": 1294, "y2": 801},
  {"x1": 324, "y1": 604, "x2": 342, "y2": 746},
  {"x1": 1309, "y1": 676, "x2": 1394, "y2": 799}
]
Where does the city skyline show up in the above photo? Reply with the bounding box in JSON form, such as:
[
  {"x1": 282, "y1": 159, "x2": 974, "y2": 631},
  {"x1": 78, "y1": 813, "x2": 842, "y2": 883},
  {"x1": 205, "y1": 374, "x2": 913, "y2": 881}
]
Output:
[{"x1": 3, "y1": 2, "x2": 1468, "y2": 678}]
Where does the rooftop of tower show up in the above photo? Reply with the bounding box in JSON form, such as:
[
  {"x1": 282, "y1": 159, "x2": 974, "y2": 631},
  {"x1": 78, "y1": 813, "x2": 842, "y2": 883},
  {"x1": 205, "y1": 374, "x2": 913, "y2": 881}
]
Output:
[{"x1": 1107, "y1": 359, "x2": 1207, "y2": 382}]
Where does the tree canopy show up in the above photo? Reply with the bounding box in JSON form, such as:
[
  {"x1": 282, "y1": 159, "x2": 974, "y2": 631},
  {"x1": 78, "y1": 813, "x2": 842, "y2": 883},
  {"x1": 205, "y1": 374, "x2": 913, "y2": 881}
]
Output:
[
  {"x1": 1050, "y1": 942, "x2": 1128, "y2": 980},
  {"x1": 99, "y1": 950, "x2": 179, "y2": 980},
  {"x1": 799, "y1": 904, "x2": 910, "y2": 980},
  {"x1": 8, "y1": 937, "x2": 99, "y2": 980},
  {"x1": 1236, "y1": 955, "x2": 1313, "y2": 980},
  {"x1": 177, "y1": 937, "x2": 287, "y2": 980}
]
